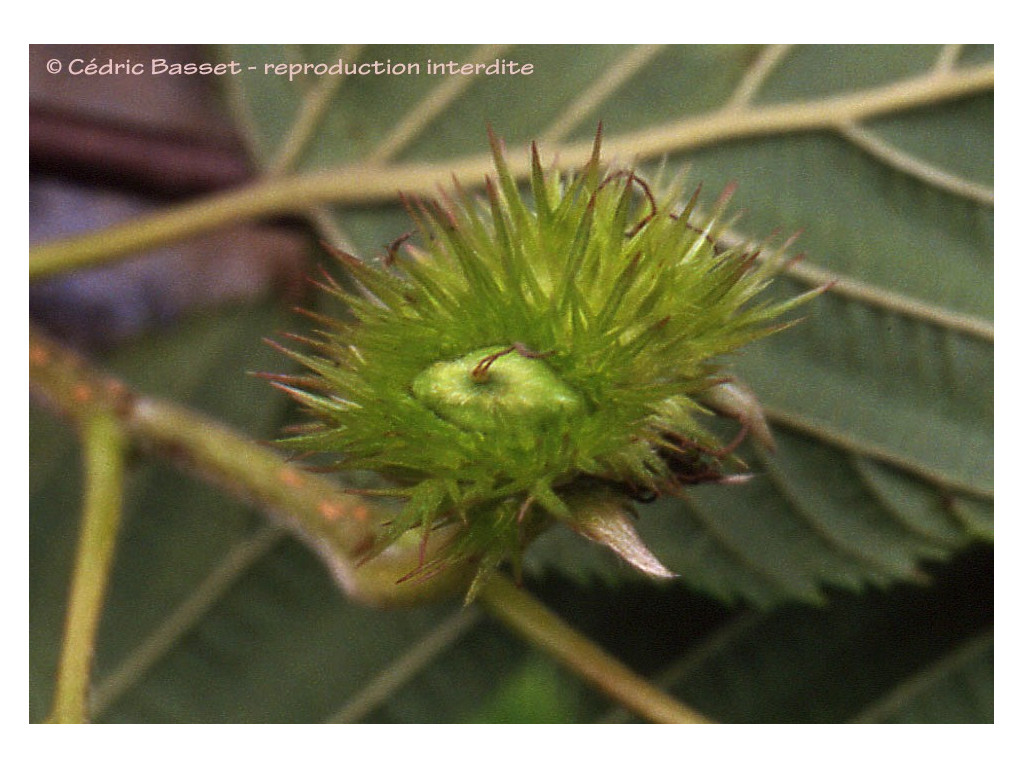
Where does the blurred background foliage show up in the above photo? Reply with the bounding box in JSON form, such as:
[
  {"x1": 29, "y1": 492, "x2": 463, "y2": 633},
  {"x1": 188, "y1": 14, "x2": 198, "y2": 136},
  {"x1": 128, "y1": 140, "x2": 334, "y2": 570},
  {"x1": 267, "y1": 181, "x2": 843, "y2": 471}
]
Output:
[{"x1": 30, "y1": 44, "x2": 993, "y2": 723}]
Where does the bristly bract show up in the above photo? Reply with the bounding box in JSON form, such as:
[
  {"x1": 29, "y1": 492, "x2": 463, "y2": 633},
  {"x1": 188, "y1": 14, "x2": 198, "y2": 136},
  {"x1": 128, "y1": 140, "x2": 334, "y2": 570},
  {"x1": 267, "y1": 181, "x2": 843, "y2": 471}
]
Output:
[{"x1": 273, "y1": 127, "x2": 821, "y2": 599}]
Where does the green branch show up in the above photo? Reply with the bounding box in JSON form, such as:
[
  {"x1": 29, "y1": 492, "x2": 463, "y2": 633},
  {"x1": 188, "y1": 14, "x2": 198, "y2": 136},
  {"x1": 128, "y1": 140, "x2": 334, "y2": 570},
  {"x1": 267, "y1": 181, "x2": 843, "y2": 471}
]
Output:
[
  {"x1": 29, "y1": 326, "x2": 471, "y2": 608},
  {"x1": 478, "y1": 575, "x2": 711, "y2": 724},
  {"x1": 29, "y1": 62, "x2": 993, "y2": 282},
  {"x1": 47, "y1": 412, "x2": 125, "y2": 723}
]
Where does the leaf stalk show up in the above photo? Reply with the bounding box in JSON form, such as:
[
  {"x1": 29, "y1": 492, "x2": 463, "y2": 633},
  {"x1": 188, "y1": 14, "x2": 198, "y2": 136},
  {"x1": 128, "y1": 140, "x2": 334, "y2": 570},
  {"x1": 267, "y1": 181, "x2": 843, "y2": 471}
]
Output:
[
  {"x1": 477, "y1": 575, "x2": 712, "y2": 724},
  {"x1": 47, "y1": 412, "x2": 125, "y2": 723}
]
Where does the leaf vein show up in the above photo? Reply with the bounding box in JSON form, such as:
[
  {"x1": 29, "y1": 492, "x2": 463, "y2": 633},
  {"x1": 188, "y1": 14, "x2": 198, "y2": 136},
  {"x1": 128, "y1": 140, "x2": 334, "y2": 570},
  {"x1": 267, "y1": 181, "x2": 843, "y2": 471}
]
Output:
[
  {"x1": 763, "y1": 405, "x2": 993, "y2": 499},
  {"x1": 539, "y1": 45, "x2": 666, "y2": 145},
  {"x1": 365, "y1": 44, "x2": 513, "y2": 165},
  {"x1": 91, "y1": 525, "x2": 287, "y2": 718},
  {"x1": 838, "y1": 122, "x2": 993, "y2": 206},
  {"x1": 29, "y1": 62, "x2": 994, "y2": 280},
  {"x1": 324, "y1": 606, "x2": 481, "y2": 723},
  {"x1": 849, "y1": 629, "x2": 992, "y2": 723}
]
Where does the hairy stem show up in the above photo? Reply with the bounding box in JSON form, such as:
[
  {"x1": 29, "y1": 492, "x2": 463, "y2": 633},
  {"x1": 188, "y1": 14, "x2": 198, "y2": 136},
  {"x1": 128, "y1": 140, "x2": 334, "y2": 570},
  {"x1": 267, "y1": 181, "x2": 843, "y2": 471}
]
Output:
[
  {"x1": 477, "y1": 575, "x2": 711, "y2": 724},
  {"x1": 29, "y1": 62, "x2": 992, "y2": 281},
  {"x1": 47, "y1": 412, "x2": 126, "y2": 723}
]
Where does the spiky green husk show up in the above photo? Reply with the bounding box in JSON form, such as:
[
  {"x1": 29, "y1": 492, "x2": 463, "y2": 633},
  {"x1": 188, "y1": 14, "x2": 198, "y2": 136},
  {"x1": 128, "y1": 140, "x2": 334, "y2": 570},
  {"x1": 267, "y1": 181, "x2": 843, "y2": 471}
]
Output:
[{"x1": 277, "y1": 129, "x2": 814, "y2": 595}]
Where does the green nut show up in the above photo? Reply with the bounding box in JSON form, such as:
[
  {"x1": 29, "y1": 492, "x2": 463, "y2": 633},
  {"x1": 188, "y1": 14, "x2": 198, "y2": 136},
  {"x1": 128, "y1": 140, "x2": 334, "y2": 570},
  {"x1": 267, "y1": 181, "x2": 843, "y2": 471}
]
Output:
[{"x1": 412, "y1": 346, "x2": 584, "y2": 434}]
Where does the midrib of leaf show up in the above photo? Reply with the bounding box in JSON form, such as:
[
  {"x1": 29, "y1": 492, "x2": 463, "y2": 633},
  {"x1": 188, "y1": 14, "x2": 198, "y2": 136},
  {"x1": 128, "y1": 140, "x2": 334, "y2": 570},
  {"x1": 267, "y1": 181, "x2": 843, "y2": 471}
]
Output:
[{"x1": 28, "y1": 57, "x2": 993, "y2": 281}]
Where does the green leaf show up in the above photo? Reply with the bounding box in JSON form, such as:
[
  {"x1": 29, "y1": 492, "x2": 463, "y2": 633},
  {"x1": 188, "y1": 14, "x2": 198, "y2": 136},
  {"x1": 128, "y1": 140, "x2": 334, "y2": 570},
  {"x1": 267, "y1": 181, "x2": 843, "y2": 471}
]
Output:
[
  {"x1": 851, "y1": 632, "x2": 994, "y2": 723},
  {"x1": 31, "y1": 44, "x2": 992, "y2": 723},
  {"x1": 219, "y1": 43, "x2": 992, "y2": 607},
  {"x1": 581, "y1": 544, "x2": 993, "y2": 724},
  {"x1": 462, "y1": 654, "x2": 585, "y2": 724}
]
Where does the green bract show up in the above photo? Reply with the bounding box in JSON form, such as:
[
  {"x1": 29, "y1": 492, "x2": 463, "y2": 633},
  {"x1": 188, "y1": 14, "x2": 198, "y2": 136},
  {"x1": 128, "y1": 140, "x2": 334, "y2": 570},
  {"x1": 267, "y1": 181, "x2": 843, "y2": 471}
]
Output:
[{"x1": 275, "y1": 128, "x2": 819, "y2": 598}]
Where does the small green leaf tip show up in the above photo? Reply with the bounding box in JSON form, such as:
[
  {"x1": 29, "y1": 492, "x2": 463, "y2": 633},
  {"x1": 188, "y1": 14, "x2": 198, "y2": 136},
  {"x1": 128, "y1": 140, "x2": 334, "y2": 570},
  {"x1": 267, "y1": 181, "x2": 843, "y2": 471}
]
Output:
[{"x1": 274, "y1": 128, "x2": 818, "y2": 596}]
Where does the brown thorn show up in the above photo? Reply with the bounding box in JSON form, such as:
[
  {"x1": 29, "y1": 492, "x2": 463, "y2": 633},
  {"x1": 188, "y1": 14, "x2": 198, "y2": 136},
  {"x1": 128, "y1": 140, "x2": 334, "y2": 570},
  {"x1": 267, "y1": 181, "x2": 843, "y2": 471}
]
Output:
[
  {"x1": 250, "y1": 370, "x2": 319, "y2": 387},
  {"x1": 317, "y1": 239, "x2": 363, "y2": 268},
  {"x1": 781, "y1": 228, "x2": 805, "y2": 251},
  {"x1": 679, "y1": 221, "x2": 723, "y2": 255},
  {"x1": 703, "y1": 422, "x2": 750, "y2": 459},
  {"x1": 276, "y1": 422, "x2": 319, "y2": 435},
  {"x1": 511, "y1": 342, "x2": 554, "y2": 360},
  {"x1": 517, "y1": 495, "x2": 535, "y2": 525},
  {"x1": 594, "y1": 169, "x2": 659, "y2": 237},
  {"x1": 588, "y1": 121, "x2": 604, "y2": 169},
  {"x1": 383, "y1": 232, "x2": 413, "y2": 267},
  {"x1": 291, "y1": 305, "x2": 344, "y2": 329},
  {"x1": 687, "y1": 182, "x2": 704, "y2": 208},
  {"x1": 395, "y1": 554, "x2": 451, "y2": 585},
  {"x1": 486, "y1": 122, "x2": 504, "y2": 160},
  {"x1": 715, "y1": 181, "x2": 739, "y2": 208},
  {"x1": 313, "y1": 262, "x2": 344, "y2": 291},
  {"x1": 261, "y1": 336, "x2": 295, "y2": 356},
  {"x1": 472, "y1": 342, "x2": 555, "y2": 382},
  {"x1": 397, "y1": 190, "x2": 416, "y2": 216},
  {"x1": 418, "y1": 525, "x2": 431, "y2": 568},
  {"x1": 625, "y1": 174, "x2": 658, "y2": 237},
  {"x1": 484, "y1": 174, "x2": 501, "y2": 204},
  {"x1": 471, "y1": 345, "x2": 516, "y2": 382},
  {"x1": 783, "y1": 252, "x2": 807, "y2": 270}
]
